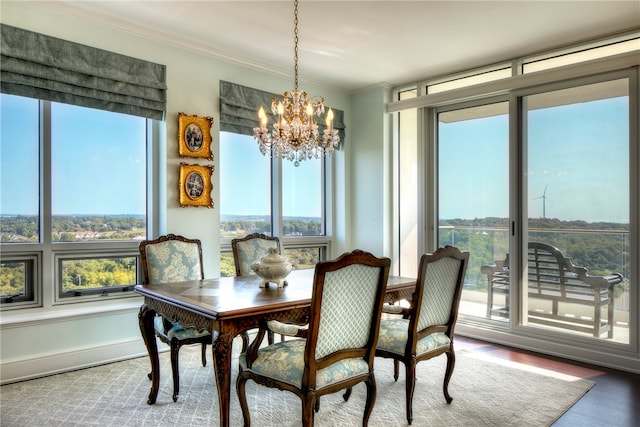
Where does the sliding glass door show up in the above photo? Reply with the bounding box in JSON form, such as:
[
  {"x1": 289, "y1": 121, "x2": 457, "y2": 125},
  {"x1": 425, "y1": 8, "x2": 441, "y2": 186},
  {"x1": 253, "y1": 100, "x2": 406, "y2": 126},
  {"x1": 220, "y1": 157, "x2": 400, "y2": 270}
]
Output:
[
  {"x1": 437, "y1": 101, "x2": 509, "y2": 321},
  {"x1": 520, "y1": 76, "x2": 631, "y2": 344},
  {"x1": 435, "y1": 74, "x2": 632, "y2": 346}
]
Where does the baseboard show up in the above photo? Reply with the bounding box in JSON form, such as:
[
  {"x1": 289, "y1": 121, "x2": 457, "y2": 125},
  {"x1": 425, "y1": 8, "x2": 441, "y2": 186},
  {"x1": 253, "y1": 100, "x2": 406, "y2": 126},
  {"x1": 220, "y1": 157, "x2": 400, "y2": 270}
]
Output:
[
  {"x1": 1, "y1": 338, "x2": 155, "y2": 385},
  {"x1": 456, "y1": 324, "x2": 640, "y2": 374}
]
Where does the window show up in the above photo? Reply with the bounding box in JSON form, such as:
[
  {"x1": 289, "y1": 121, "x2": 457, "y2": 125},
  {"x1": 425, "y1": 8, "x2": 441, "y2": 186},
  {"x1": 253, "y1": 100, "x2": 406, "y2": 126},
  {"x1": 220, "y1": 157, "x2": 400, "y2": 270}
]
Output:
[
  {"x1": 521, "y1": 77, "x2": 630, "y2": 343},
  {"x1": 0, "y1": 94, "x2": 151, "y2": 307},
  {"x1": 0, "y1": 256, "x2": 36, "y2": 304},
  {"x1": 0, "y1": 95, "x2": 39, "y2": 243},
  {"x1": 282, "y1": 157, "x2": 324, "y2": 236},
  {"x1": 219, "y1": 132, "x2": 271, "y2": 238},
  {"x1": 219, "y1": 132, "x2": 331, "y2": 276},
  {"x1": 427, "y1": 66, "x2": 512, "y2": 94},
  {"x1": 522, "y1": 36, "x2": 640, "y2": 74},
  {"x1": 393, "y1": 33, "x2": 638, "y2": 370},
  {"x1": 437, "y1": 101, "x2": 510, "y2": 321}
]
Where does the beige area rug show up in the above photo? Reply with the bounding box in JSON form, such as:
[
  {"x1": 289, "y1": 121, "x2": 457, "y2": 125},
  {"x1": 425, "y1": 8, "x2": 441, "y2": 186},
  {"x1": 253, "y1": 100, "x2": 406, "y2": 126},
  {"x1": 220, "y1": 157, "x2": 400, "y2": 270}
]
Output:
[{"x1": 1, "y1": 338, "x2": 594, "y2": 427}]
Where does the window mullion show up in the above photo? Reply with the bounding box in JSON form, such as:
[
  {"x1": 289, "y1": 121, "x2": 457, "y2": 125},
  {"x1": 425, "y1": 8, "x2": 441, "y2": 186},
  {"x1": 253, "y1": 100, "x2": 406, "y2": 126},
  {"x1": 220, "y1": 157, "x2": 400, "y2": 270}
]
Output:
[{"x1": 272, "y1": 156, "x2": 282, "y2": 238}]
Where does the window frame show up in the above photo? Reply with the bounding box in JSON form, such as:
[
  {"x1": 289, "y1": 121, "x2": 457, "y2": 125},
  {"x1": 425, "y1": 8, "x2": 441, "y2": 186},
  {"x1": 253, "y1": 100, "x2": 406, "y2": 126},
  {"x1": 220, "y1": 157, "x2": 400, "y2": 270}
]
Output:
[
  {"x1": 0, "y1": 253, "x2": 39, "y2": 307},
  {"x1": 0, "y1": 97, "x2": 156, "y2": 309},
  {"x1": 390, "y1": 33, "x2": 639, "y2": 371},
  {"x1": 218, "y1": 131, "x2": 335, "y2": 271}
]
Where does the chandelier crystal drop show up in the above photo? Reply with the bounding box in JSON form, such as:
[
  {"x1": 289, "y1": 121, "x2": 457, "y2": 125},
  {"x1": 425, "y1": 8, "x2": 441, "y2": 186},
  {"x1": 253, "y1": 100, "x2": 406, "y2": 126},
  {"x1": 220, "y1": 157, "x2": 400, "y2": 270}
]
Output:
[{"x1": 253, "y1": 0, "x2": 340, "y2": 166}]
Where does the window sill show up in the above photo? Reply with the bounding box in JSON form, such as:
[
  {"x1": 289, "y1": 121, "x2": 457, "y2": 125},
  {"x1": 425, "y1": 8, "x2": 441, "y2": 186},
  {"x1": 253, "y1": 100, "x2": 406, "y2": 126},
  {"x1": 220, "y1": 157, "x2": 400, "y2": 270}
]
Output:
[{"x1": 0, "y1": 296, "x2": 144, "y2": 329}]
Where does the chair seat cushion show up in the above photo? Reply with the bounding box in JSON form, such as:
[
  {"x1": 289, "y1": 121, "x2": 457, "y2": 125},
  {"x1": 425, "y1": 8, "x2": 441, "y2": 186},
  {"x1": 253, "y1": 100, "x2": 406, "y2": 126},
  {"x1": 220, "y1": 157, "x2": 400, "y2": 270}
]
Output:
[
  {"x1": 377, "y1": 318, "x2": 450, "y2": 356},
  {"x1": 239, "y1": 339, "x2": 369, "y2": 389},
  {"x1": 154, "y1": 316, "x2": 210, "y2": 340}
]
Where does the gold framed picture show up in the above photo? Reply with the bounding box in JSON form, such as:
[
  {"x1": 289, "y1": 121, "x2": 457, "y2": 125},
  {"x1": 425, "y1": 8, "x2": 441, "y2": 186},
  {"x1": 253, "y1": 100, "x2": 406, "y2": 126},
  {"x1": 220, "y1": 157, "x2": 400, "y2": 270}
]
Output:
[
  {"x1": 179, "y1": 163, "x2": 214, "y2": 208},
  {"x1": 178, "y1": 112, "x2": 214, "y2": 160}
]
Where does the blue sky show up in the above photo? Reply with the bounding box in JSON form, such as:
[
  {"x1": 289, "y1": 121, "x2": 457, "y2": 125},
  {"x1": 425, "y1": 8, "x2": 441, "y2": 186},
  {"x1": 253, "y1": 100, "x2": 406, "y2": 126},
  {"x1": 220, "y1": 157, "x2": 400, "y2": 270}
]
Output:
[
  {"x1": 218, "y1": 131, "x2": 322, "y2": 218},
  {"x1": 439, "y1": 96, "x2": 629, "y2": 223},
  {"x1": 1, "y1": 95, "x2": 146, "y2": 216},
  {"x1": 1, "y1": 94, "x2": 629, "y2": 223}
]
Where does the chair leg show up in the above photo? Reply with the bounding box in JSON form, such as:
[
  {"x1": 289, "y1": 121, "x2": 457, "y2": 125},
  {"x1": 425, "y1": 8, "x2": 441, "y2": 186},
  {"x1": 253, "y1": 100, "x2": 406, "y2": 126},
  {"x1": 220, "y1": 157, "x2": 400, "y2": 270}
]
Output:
[
  {"x1": 301, "y1": 393, "x2": 315, "y2": 426},
  {"x1": 405, "y1": 359, "x2": 416, "y2": 425},
  {"x1": 236, "y1": 373, "x2": 251, "y2": 427},
  {"x1": 362, "y1": 376, "x2": 376, "y2": 427},
  {"x1": 201, "y1": 342, "x2": 207, "y2": 367},
  {"x1": 343, "y1": 387, "x2": 352, "y2": 401},
  {"x1": 267, "y1": 330, "x2": 274, "y2": 345},
  {"x1": 443, "y1": 349, "x2": 456, "y2": 404},
  {"x1": 393, "y1": 359, "x2": 399, "y2": 381},
  {"x1": 486, "y1": 276, "x2": 494, "y2": 318},
  {"x1": 171, "y1": 341, "x2": 180, "y2": 402}
]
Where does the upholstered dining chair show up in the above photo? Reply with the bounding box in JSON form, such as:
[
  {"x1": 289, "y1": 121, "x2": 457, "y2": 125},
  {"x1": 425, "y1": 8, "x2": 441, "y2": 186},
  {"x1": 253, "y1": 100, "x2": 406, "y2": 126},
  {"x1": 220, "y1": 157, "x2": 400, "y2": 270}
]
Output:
[
  {"x1": 231, "y1": 232, "x2": 282, "y2": 276},
  {"x1": 232, "y1": 232, "x2": 283, "y2": 348},
  {"x1": 139, "y1": 233, "x2": 212, "y2": 403},
  {"x1": 236, "y1": 249, "x2": 391, "y2": 427},
  {"x1": 375, "y1": 245, "x2": 469, "y2": 425}
]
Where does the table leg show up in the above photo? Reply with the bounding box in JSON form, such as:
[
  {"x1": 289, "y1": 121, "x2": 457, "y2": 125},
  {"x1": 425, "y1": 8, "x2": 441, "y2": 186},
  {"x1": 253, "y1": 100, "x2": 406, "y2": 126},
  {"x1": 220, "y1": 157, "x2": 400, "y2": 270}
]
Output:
[
  {"x1": 212, "y1": 330, "x2": 235, "y2": 427},
  {"x1": 138, "y1": 304, "x2": 159, "y2": 405}
]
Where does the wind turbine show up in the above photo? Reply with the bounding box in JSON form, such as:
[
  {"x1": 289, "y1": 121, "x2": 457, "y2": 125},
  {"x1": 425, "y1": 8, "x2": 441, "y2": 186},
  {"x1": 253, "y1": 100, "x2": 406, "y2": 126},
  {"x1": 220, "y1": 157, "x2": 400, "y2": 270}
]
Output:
[{"x1": 533, "y1": 185, "x2": 548, "y2": 219}]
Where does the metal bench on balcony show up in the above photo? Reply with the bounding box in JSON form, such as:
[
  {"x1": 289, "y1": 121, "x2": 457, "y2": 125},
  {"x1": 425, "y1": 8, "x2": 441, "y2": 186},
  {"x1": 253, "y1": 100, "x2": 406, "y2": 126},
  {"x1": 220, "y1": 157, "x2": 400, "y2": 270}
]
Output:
[{"x1": 481, "y1": 242, "x2": 623, "y2": 338}]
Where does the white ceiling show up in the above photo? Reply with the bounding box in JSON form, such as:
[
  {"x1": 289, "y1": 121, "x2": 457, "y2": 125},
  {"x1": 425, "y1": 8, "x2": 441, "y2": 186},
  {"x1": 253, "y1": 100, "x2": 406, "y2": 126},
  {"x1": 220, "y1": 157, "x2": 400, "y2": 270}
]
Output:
[{"x1": 34, "y1": 1, "x2": 640, "y2": 92}]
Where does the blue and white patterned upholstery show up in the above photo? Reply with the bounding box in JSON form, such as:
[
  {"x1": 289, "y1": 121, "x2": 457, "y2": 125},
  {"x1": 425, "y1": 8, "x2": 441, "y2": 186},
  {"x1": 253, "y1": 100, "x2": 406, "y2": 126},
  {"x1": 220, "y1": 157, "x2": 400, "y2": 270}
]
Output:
[
  {"x1": 316, "y1": 264, "x2": 380, "y2": 359},
  {"x1": 145, "y1": 240, "x2": 202, "y2": 284},
  {"x1": 377, "y1": 319, "x2": 451, "y2": 356},
  {"x1": 153, "y1": 316, "x2": 210, "y2": 340},
  {"x1": 239, "y1": 340, "x2": 369, "y2": 389},
  {"x1": 232, "y1": 234, "x2": 280, "y2": 276},
  {"x1": 417, "y1": 256, "x2": 461, "y2": 330}
]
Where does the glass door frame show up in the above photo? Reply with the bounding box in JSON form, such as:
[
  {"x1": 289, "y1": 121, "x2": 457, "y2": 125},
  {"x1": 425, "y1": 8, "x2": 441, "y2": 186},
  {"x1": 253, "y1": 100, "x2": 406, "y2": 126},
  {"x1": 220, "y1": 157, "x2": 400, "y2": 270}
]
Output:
[
  {"x1": 424, "y1": 68, "x2": 639, "y2": 369},
  {"x1": 511, "y1": 69, "x2": 637, "y2": 349}
]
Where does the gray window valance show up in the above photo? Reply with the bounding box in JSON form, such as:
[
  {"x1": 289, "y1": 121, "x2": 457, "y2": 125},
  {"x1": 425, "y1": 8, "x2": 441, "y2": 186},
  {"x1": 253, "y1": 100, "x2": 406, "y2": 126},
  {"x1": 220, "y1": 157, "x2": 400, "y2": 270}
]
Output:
[
  {"x1": 0, "y1": 24, "x2": 166, "y2": 120},
  {"x1": 219, "y1": 80, "x2": 345, "y2": 141}
]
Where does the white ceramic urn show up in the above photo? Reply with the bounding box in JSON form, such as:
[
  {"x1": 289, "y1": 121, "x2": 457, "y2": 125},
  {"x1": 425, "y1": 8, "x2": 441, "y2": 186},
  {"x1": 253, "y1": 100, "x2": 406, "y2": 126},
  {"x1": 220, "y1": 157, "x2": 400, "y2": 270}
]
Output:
[{"x1": 251, "y1": 248, "x2": 293, "y2": 288}]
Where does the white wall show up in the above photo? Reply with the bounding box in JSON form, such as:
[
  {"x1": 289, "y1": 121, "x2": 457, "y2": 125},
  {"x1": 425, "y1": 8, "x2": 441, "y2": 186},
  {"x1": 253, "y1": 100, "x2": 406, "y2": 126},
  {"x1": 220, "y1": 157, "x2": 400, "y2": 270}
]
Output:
[
  {"x1": 0, "y1": 2, "x2": 360, "y2": 384},
  {"x1": 350, "y1": 86, "x2": 394, "y2": 257}
]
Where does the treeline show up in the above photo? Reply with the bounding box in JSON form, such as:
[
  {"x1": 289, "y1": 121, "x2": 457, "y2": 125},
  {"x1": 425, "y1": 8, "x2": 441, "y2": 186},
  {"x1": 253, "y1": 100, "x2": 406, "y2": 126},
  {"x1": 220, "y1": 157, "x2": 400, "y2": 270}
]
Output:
[
  {"x1": 61, "y1": 258, "x2": 137, "y2": 292},
  {"x1": 220, "y1": 217, "x2": 322, "y2": 238},
  {"x1": 219, "y1": 248, "x2": 319, "y2": 278},
  {"x1": 1, "y1": 215, "x2": 145, "y2": 242},
  {"x1": 441, "y1": 217, "x2": 629, "y2": 231},
  {"x1": 439, "y1": 217, "x2": 630, "y2": 290}
]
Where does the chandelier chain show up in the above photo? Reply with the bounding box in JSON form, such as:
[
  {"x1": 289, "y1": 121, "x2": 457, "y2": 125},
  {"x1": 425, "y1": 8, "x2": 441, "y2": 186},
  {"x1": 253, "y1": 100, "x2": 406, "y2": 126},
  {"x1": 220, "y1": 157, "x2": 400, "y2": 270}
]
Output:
[{"x1": 293, "y1": 0, "x2": 299, "y2": 90}]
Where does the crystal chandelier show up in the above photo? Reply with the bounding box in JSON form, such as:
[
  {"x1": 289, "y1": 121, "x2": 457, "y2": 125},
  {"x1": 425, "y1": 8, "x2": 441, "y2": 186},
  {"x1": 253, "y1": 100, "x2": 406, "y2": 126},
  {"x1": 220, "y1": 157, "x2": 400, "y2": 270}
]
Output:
[{"x1": 253, "y1": 0, "x2": 340, "y2": 166}]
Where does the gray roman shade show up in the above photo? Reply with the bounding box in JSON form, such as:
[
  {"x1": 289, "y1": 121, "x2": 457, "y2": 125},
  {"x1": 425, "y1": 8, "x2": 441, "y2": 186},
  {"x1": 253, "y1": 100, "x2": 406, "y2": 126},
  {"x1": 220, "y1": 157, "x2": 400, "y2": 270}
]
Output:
[
  {"x1": 219, "y1": 80, "x2": 345, "y2": 141},
  {"x1": 0, "y1": 24, "x2": 166, "y2": 120}
]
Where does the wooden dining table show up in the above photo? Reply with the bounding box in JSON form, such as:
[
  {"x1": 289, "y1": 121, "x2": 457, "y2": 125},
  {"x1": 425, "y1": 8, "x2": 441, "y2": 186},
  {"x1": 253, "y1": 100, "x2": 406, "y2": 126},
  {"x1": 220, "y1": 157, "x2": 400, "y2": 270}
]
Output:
[{"x1": 134, "y1": 268, "x2": 415, "y2": 427}]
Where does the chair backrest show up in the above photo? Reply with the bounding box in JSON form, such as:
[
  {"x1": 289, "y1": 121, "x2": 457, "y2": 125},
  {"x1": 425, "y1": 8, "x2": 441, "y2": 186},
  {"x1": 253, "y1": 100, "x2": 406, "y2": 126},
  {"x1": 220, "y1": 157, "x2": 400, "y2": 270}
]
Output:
[
  {"x1": 304, "y1": 249, "x2": 391, "y2": 386},
  {"x1": 231, "y1": 233, "x2": 281, "y2": 276},
  {"x1": 139, "y1": 234, "x2": 204, "y2": 284},
  {"x1": 410, "y1": 246, "x2": 469, "y2": 341}
]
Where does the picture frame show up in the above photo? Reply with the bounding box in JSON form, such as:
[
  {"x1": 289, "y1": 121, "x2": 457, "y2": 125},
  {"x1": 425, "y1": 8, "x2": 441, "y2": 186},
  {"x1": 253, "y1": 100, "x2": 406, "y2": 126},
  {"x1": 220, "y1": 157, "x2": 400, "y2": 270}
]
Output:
[
  {"x1": 178, "y1": 112, "x2": 214, "y2": 160},
  {"x1": 179, "y1": 163, "x2": 214, "y2": 208}
]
